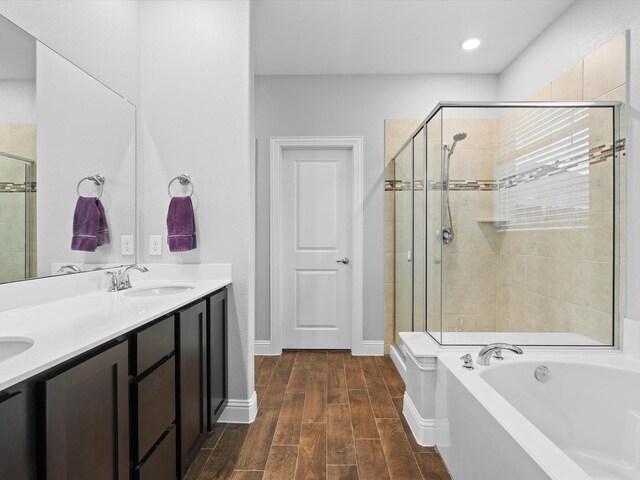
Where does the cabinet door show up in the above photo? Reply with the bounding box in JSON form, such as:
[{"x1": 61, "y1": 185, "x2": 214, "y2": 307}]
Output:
[
  {"x1": 0, "y1": 384, "x2": 36, "y2": 480},
  {"x1": 208, "y1": 288, "x2": 227, "y2": 428},
  {"x1": 44, "y1": 341, "x2": 129, "y2": 480},
  {"x1": 176, "y1": 300, "x2": 207, "y2": 477}
]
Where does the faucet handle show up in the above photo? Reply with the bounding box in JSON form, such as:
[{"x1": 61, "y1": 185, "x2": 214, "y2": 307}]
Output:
[
  {"x1": 119, "y1": 271, "x2": 132, "y2": 290},
  {"x1": 105, "y1": 271, "x2": 119, "y2": 292},
  {"x1": 493, "y1": 348, "x2": 504, "y2": 360},
  {"x1": 460, "y1": 354, "x2": 474, "y2": 370}
]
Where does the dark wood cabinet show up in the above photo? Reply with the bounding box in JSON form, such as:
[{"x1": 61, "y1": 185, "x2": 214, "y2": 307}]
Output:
[
  {"x1": 132, "y1": 315, "x2": 175, "y2": 375},
  {"x1": 0, "y1": 286, "x2": 228, "y2": 480},
  {"x1": 136, "y1": 356, "x2": 176, "y2": 458},
  {"x1": 137, "y1": 426, "x2": 177, "y2": 480},
  {"x1": 130, "y1": 315, "x2": 177, "y2": 479},
  {"x1": 0, "y1": 383, "x2": 37, "y2": 480},
  {"x1": 176, "y1": 299, "x2": 208, "y2": 477},
  {"x1": 208, "y1": 288, "x2": 228, "y2": 427},
  {"x1": 44, "y1": 341, "x2": 129, "y2": 480}
]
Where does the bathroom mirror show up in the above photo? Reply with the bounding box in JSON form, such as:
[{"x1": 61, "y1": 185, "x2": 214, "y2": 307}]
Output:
[{"x1": 0, "y1": 14, "x2": 136, "y2": 284}]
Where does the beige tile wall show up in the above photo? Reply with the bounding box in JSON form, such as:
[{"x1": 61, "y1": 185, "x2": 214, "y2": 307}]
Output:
[
  {"x1": 0, "y1": 123, "x2": 36, "y2": 283},
  {"x1": 494, "y1": 34, "x2": 626, "y2": 344},
  {"x1": 441, "y1": 119, "x2": 500, "y2": 333}
]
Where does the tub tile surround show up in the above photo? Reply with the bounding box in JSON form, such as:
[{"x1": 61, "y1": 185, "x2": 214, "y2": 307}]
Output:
[
  {"x1": 384, "y1": 33, "x2": 626, "y2": 347},
  {"x1": 0, "y1": 263, "x2": 231, "y2": 391}
]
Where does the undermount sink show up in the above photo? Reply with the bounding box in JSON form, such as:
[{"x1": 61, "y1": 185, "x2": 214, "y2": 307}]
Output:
[
  {"x1": 123, "y1": 285, "x2": 194, "y2": 297},
  {"x1": 0, "y1": 337, "x2": 34, "y2": 363}
]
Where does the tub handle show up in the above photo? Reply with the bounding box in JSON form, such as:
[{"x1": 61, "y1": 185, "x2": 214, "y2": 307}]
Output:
[{"x1": 460, "y1": 354, "x2": 474, "y2": 370}]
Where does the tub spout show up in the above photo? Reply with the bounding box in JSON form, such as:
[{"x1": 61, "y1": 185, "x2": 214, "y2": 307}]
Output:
[{"x1": 477, "y1": 343, "x2": 523, "y2": 366}]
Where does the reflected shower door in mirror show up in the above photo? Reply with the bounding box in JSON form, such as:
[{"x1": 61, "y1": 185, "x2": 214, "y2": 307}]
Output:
[{"x1": 0, "y1": 14, "x2": 136, "y2": 284}]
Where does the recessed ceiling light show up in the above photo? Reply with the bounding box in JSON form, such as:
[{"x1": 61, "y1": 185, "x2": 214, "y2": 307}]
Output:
[{"x1": 461, "y1": 38, "x2": 481, "y2": 51}]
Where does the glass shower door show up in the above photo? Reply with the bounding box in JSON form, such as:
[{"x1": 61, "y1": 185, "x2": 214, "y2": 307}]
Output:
[
  {"x1": 413, "y1": 127, "x2": 426, "y2": 333},
  {"x1": 394, "y1": 141, "x2": 413, "y2": 342},
  {"x1": 425, "y1": 110, "x2": 443, "y2": 343},
  {"x1": 0, "y1": 154, "x2": 33, "y2": 282}
]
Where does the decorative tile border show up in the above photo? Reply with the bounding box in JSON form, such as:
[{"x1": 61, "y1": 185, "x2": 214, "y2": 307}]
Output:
[
  {"x1": 384, "y1": 140, "x2": 625, "y2": 192},
  {"x1": 0, "y1": 182, "x2": 37, "y2": 193}
]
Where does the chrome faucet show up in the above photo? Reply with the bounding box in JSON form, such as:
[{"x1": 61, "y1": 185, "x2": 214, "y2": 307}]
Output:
[
  {"x1": 105, "y1": 265, "x2": 148, "y2": 292},
  {"x1": 57, "y1": 264, "x2": 82, "y2": 274},
  {"x1": 477, "y1": 343, "x2": 523, "y2": 366},
  {"x1": 117, "y1": 265, "x2": 148, "y2": 290}
]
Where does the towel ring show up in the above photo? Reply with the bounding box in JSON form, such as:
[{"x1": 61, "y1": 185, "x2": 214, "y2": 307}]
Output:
[
  {"x1": 168, "y1": 173, "x2": 194, "y2": 197},
  {"x1": 77, "y1": 174, "x2": 105, "y2": 199}
]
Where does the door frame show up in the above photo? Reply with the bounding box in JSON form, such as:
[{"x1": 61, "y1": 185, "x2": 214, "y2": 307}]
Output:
[{"x1": 270, "y1": 136, "x2": 364, "y2": 355}]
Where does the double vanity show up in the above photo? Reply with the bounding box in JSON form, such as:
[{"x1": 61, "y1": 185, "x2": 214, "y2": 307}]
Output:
[{"x1": 0, "y1": 264, "x2": 231, "y2": 480}]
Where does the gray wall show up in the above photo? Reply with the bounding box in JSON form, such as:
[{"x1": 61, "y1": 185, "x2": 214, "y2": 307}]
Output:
[
  {"x1": 139, "y1": 1, "x2": 254, "y2": 402},
  {"x1": 255, "y1": 73, "x2": 499, "y2": 341}
]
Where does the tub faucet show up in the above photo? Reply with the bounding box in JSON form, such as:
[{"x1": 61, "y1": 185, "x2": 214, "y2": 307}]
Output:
[{"x1": 477, "y1": 343, "x2": 523, "y2": 366}]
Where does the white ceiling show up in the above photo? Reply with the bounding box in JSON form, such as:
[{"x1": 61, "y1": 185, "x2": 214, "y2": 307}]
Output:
[{"x1": 253, "y1": 0, "x2": 575, "y2": 75}]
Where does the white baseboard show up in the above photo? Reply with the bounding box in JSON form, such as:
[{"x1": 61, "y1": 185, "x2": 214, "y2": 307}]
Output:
[
  {"x1": 359, "y1": 340, "x2": 384, "y2": 356},
  {"x1": 218, "y1": 391, "x2": 258, "y2": 423},
  {"x1": 255, "y1": 340, "x2": 384, "y2": 356},
  {"x1": 389, "y1": 343, "x2": 408, "y2": 383},
  {"x1": 402, "y1": 391, "x2": 436, "y2": 446},
  {"x1": 254, "y1": 340, "x2": 275, "y2": 355}
]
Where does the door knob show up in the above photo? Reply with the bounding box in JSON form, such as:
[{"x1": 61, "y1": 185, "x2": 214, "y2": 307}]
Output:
[{"x1": 336, "y1": 257, "x2": 350, "y2": 265}]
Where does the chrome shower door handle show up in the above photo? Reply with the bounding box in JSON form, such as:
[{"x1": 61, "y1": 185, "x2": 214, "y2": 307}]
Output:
[{"x1": 336, "y1": 257, "x2": 350, "y2": 265}]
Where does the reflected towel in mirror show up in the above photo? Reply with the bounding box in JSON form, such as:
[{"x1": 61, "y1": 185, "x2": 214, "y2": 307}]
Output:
[{"x1": 71, "y1": 197, "x2": 110, "y2": 252}]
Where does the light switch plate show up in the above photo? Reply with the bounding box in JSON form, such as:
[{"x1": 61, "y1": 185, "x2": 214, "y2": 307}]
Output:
[
  {"x1": 121, "y1": 235, "x2": 134, "y2": 256},
  {"x1": 150, "y1": 235, "x2": 162, "y2": 256}
]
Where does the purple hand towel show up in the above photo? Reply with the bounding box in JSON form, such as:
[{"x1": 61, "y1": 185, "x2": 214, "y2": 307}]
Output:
[
  {"x1": 96, "y1": 199, "x2": 110, "y2": 246},
  {"x1": 167, "y1": 196, "x2": 197, "y2": 252},
  {"x1": 71, "y1": 197, "x2": 100, "y2": 251},
  {"x1": 71, "y1": 197, "x2": 110, "y2": 251}
]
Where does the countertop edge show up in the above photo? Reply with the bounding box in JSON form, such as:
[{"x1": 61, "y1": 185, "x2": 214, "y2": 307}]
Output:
[{"x1": 0, "y1": 278, "x2": 231, "y2": 391}]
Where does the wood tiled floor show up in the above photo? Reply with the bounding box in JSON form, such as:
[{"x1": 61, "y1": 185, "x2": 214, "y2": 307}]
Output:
[{"x1": 186, "y1": 351, "x2": 451, "y2": 480}]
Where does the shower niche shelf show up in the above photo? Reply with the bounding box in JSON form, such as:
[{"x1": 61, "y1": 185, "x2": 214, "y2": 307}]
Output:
[{"x1": 477, "y1": 219, "x2": 509, "y2": 228}]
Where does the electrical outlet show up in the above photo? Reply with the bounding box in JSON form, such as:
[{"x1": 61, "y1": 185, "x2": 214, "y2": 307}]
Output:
[
  {"x1": 150, "y1": 235, "x2": 162, "y2": 256},
  {"x1": 121, "y1": 235, "x2": 134, "y2": 256}
]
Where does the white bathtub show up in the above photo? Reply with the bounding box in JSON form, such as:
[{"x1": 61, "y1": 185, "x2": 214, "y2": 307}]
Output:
[{"x1": 436, "y1": 351, "x2": 640, "y2": 480}]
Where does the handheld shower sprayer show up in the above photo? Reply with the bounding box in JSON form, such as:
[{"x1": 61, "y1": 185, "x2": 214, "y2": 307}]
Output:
[{"x1": 439, "y1": 132, "x2": 467, "y2": 245}]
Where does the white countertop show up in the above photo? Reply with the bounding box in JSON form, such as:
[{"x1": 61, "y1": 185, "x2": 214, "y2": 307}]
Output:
[{"x1": 0, "y1": 264, "x2": 231, "y2": 391}]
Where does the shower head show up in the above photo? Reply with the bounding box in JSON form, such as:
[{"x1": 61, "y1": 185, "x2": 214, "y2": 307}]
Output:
[
  {"x1": 448, "y1": 132, "x2": 467, "y2": 155},
  {"x1": 453, "y1": 132, "x2": 467, "y2": 142}
]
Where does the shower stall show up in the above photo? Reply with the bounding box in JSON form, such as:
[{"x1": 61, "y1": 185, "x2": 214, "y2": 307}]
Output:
[
  {"x1": 385, "y1": 102, "x2": 622, "y2": 348},
  {"x1": 0, "y1": 151, "x2": 36, "y2": 282}
]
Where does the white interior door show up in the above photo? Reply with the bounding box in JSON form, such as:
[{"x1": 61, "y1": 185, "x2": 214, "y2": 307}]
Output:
[{"x1": 281, "y1": 147, "x2": 352, "y2": 349}]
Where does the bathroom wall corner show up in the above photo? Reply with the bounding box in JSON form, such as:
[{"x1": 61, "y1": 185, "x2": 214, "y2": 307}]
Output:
[{"x1": 622, "y1": 317, "x2": 640, "y2": 359}]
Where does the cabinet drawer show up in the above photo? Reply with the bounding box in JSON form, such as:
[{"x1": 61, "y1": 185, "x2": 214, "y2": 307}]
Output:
[
  {"x1": 137, "y1": 427, "x2": 176, "y2": 480},
  {"x1": 134, "y1": 316, "x2": 174, "y2": 375},
  {"x1": 137, "y1": 356, "x2": 175, "y2": 458}
]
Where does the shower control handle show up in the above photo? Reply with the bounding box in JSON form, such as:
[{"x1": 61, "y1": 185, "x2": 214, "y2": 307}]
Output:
[{"x1": 336, "y1": 257, "x2": 350, "y2": 265}]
